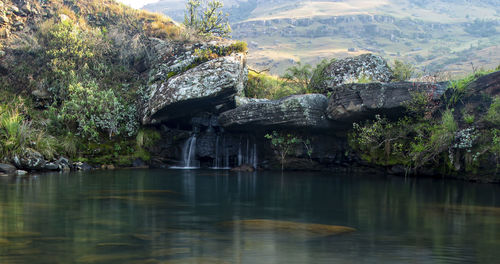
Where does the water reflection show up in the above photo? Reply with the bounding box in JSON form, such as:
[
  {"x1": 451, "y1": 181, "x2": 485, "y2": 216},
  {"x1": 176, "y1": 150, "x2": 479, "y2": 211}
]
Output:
[{"x1": 0, "y1": 169, "x2": 499, "y2": 263}]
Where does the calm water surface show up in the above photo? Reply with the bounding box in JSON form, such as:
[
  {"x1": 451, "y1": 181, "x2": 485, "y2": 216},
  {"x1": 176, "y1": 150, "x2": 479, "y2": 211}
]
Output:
[{"x1": 0, "y1": 169, "x2": 499, "y2": 263}]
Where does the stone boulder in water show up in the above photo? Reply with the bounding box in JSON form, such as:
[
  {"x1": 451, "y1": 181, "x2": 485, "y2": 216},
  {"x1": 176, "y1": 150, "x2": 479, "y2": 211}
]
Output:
[
  {"x1": 13, "y1": 149, "x2": 46, "y2": 171},
  {"x1": 309, "y1": 54, "x2": 394, "y2": 93},
  {"x1": 142, "y1": 53, "x2": 247, "y2": 124},
  {"x1": 218, "y1": 94, "x2": 331, "y2": 130},
  {"x1": 220, "y1": 219, "x2": 356, "y2": 237}
]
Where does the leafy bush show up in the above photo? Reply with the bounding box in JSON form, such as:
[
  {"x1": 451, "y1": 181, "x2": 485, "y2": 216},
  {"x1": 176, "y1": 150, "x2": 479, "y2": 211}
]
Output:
[
  {"x1": 281, "y1": 61, "x2": 313, "y2": 94},
  {"x1": 59, "y1": 81, "x2": 138, "y2": 141},
  {"x1": 392, "y1": 60, "x2": 415, "y2": 81},
  {"x1": 485, "y1": 97, "x2": 500, "y2": 126},
  {"x1": 446, "y1": 70, "x2": 494, "y2": 107},
  {"x1": 39, "y1": 19, "x2": 110, "y2": 100},
  {"x1": 350, "y1": 108, "x2": 458, "y2": 171},
  {"x1": 0, "y1": 101, "x2": 57, "y2": 160},
  {"x1": 184, "y1": 0, "x2": 231, "y2": 37},
  {"x1": 308, "y1": 59, "x2": 334, "y2": 93},
  {"x1": 265, "y1": 131, "x2": 303, "y2": 170},
  {"x1": 228, "y1": 41, "x2": 248, "y2": 53},
  {"x1": 245, "y1": 71, "x2": 299, "y2": 99}
]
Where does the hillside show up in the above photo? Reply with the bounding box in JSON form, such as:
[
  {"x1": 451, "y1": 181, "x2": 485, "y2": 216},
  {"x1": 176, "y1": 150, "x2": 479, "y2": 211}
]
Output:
[
  {"x1": 0, "y1": 0, "x2": 245, "y2": 167},
  {"x1": 144, "y1": 0, "x2": 500, "y2": 76}
]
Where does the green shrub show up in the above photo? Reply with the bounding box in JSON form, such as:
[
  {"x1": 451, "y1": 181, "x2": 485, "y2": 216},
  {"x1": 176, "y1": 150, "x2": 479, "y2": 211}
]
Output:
[
  {"x1": 59, "y1": 81, "x2": 138, "y2": 141},
  {"x1": 350, "y1": 108, "x2": 458, "y2": 170},
  {"x1": 446, "y1": 70, "x2": 494, "y2": 107},
  {"x1": 246, "y1": 71, "x2": 300, "y2": 99},
  {"x1": 391, "y1": 60, "x2": 415, "y2": 81},
  {"x1": 228, "y1": 41, "x2": 248, "y2": 53},
  {"x1": 308, "y1": 58, "x2": 335, "y2": 93},
  {"x1": 184, "y1": 0, "x2": 231, "y2": 38},
  {"x1": 0, "y1": 102, "x2": 57, "y2": 160},
  {"x1": 281, "y1": 61, "x2": 313, "y2": 94},
  {"x1": 356, "y1": 74, "x2": 373, "y2": 84},
  {"x1": 265, "y1": 131, "x2": 302, "y2": 170},
  {"x1": 486, "y1": 97, "x2": 500, "y2": 126},
  {"x1": 463, "y1": 113, "x2": 475, "y2": 124},
  {"x1": 39, "y1": 19, "x2": 110, "y2": 100}
]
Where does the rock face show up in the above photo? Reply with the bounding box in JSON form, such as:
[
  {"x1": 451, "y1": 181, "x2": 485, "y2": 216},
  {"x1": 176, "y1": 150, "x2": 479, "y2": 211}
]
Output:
[
  {"x1": 13, "y1": 149, "x2": 46, "y2": 171},
  {"x1": 310, "y1": 54, "x2": 394, "y2": 93},
  {"x1": 218, "y1": 94, "x2": 331, "y2": 130},
  {"x1": 142, "y1": 53, "x2": 247, "y2": 124},
  {"x1": 0, "y1": 163, "x2": 16, "y2": 174},
  {"x1": 326, "y1": 82, "x2": 448, "y2": 123}
]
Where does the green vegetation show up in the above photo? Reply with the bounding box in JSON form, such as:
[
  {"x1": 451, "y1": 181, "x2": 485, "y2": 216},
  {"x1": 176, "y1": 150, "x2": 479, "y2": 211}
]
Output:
[
  {"x1": 245, "y1": 71, "x2": 298, "y2": 99},
  {"x1": 184, "y1": 0, "x2": 231, "y2": 37},
  {"x1": 265, "y1": 131, "x2": 312, "y2": 170},
  {"x1": 445, "y1": 69, "x2": 494, "y2": 107},
  {"x1": 391, "y1": 60, "x2": 415, "y2": 81},
  {"x1": 350, "y1": 69, "x2": 500, "y2": 176},
  {"x1": 0, "y1": 0, "x2": 178, "y2": 166},
  {"x1": 486, "y1": 97, "x2": 500, "y2": 126},
  {"x1": 246, "y1": 59, "x2": 335, "y2": 99},
  {"x1": 308, "y1": 58, "x2": 334, "y2": 93},
  {"x1": 0, "y1": 97, "x2": 57, "y2": 160},
  {"x1": 281, "y1": 61, "x2": 313, "y2": 94}
]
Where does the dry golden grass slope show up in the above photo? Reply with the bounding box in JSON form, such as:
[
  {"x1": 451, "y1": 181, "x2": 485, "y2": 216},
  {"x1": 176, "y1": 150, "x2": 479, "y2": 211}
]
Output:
[{"x1": 145, "y1": 0, "x2": 500, "y2": 76}]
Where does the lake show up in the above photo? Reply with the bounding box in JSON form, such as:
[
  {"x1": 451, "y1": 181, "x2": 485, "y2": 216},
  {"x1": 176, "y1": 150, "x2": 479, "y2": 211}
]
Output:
[{"x1": 0, "y1": 169, "x2": 499, "y2": 263}]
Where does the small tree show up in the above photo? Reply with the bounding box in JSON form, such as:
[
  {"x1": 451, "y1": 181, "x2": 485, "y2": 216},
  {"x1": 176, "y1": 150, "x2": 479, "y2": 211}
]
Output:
[
  {"x1": 281, "y1": 61, "x2": 313, "y2": 94},
  {"x1": 392, "y1": 60, "x2": 415, "y2": 81},
  {"x1": 308, "y1": 58, "x2": 334, "y2": 93},
  {"x1": 184, "y1": 0, "x2": 231, "y2": 38},
  {"x1": 265, "y1": 131, "x2": 302, "y2": 171}
]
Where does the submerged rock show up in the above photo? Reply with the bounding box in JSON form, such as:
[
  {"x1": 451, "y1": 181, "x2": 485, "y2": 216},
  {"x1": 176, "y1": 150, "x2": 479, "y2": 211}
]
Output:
[
  {"x1": 326, "y1": 82, "x2": 447, "y2": 123},
  {"x1": 73, "y1": 162, "x2": 93, "y2": 171},
  {"x1": 218, "y1": 94, "x2": 331, "y2": 130},
  {"x1": 221, "y1": 219, "x2": 356, "y2": 236},
  {"x1": 230, "y1": 164, "x2": 255, "y2": 172},
  {"x1": 15, "y1": 170, "x2": 28, "y2": 175},
  {"x1": 44, "y1": 162, "x2": 59, "y2": 171},
  {"x1": 0, "y1": 163, "x2": 16, "y2": 174},
  {"x1": 142, "y1": 53, "x2": 247, "y2": 124},
  {"x1": 310, "y1": 54, "x2": 394, "y2": 93}
]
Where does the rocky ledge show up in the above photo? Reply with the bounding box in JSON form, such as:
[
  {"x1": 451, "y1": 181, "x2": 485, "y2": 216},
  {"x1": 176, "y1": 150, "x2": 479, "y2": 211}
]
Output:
[
  {"x1": 142, "y1": 53, "x2": 247, "y2": 124},
  {"x1": 218, "y1": 94, "x2": 331, "y2": 131},
  {"x1": 327, "y1": 81, "x2": 448, "y2": 123}
]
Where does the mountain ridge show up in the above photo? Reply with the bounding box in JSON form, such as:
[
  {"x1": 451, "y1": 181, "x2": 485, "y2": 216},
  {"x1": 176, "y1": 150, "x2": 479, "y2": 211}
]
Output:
[{"x1": 144, "y1": 0, "x2": 500, "y2": 76}]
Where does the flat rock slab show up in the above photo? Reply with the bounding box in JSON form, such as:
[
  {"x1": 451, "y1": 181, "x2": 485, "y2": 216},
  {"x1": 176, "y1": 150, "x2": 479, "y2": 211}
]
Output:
[
  {"x1": 218, "y1": 94, "x2": 331, "y2": 130},
  {"x1": 327, "y1": 81, "x2": 448, "y2": 123}
]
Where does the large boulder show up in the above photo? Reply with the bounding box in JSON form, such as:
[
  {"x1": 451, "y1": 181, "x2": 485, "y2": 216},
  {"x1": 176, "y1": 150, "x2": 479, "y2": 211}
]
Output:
[
  {"x1": 13, "y1": 149, "x2": 47, "y2": 171},
  {"x1": 326, "y1": 82, "x2": 448, "y2": 123},
  {"x1": 310, "y1": 54, "x2": 394, "y2": 93},
  {"x1": 218, "y1": 94, "x2": 331, "y2": 130},
  {"x1": 142, "y1": 53, "x2": 247, "y2": 124}
]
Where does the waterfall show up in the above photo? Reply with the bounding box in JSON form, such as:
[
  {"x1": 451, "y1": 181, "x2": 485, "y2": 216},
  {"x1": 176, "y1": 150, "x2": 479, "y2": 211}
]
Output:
[
  {"x1": 246, "y1": 137, "x2": 250, "y2": 164},
  {"x1": 214, "y1": 135, "x2": 220, "y2": 168},
  {"x1": 252, "y1": 143, "x2": 258, "y2": 169},
  {"x1": 224, "y1": 136, "x2": 229, "y2": 168},
  {"x1": 171, "y1": 135, "x2": 198, "y2": 169},
  {"x1": 212, "y1": 135, "x2": 230, "y2": 169},
  {"x1": 238, "y1": 138, "x2": 243, "y2": 166},
  {"x1": 234, "y1": 136, "x2": 259, "y2": 169}
]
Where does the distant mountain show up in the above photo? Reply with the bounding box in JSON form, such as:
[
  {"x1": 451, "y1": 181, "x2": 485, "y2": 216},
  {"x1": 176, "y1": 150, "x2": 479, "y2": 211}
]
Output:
[{"x1": 145, "y1": 0, "x2": 500, "y2": 76}]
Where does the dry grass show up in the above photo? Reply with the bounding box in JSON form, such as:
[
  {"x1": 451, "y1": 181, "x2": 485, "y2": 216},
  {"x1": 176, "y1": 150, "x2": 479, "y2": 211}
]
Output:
[{"x1": 49, "y1": 0, "x2": 183, "y2": 40}]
